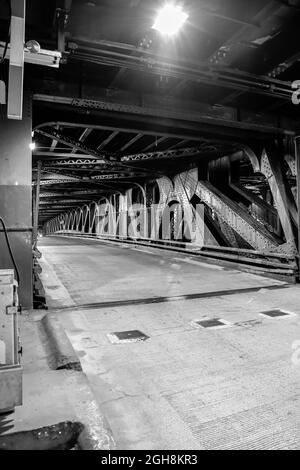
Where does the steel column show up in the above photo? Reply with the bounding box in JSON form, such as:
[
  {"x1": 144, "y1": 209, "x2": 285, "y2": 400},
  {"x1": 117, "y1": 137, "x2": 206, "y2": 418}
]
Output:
[
  {"x1": 0, "y1": 102, "x2": 33, "y2": 307},
  {"x1": 295, "y1": 136, "x2": 300, "y2": 277},
  {"x1": 7, "y1": 0, "x2": 25, "y2": 120},
  {"x1": 33, "y1": 160, "x2": 42, "y2": 248}
]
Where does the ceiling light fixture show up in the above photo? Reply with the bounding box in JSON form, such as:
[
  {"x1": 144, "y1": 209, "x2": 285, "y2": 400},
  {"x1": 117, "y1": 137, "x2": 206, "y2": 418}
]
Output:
[{"x1": 152, "y1": 3, "x2": 188, "y2": 36}]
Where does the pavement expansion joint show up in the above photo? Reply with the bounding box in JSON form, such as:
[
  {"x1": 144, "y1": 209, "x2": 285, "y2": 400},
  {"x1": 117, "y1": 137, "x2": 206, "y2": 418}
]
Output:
[{"x1": 52, "y1": 284, "x2": 291, "y2": 313}]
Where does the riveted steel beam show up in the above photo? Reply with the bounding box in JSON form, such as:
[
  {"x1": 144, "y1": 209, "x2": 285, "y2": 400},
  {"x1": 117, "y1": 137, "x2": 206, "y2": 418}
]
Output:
[
  {"x1": 97, "y1": 130, "x2": 119, "y2": 151},
  {"x1": 33, "y1": 94, "x2": 296, "y2": 136},
  {"x1": 41, "y1": 158, "x2": 106, "y2": 165},
  {"x1": 92, "y1": 173, "x2": 148, "y2": 180},
  {"x1": 35, "y1": 126, "x2": 117, "y2": 163},
  {"x1": 121, "y1": 145, "x2": 237, "y2": 162},
  {"x1": 121, "y1": 133, "x2": 143, "y2": 152},
  {"x1": 141, "y1": 137, "x2": 168, "y2": 153}
]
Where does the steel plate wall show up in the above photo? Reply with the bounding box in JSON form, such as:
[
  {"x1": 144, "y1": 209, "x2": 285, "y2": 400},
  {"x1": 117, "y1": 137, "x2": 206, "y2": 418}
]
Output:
[{"x1": 0, "y1": 103, "x2": 32, "y2": 307}]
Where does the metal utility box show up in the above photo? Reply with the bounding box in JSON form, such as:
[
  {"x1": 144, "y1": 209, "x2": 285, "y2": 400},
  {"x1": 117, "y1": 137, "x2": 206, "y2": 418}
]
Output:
[{"x1": 0, "y1": 269, "x2": 22, "y2": 413}]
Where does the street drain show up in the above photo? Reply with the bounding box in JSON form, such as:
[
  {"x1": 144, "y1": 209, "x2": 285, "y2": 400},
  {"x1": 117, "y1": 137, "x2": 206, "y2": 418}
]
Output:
[
  {"x1": 260, "y1": 309, "x2": 295, "y2": 319},
  {"x1": 107, "y1": 329, "x2": 149, "y2": 344},
  {"x1": 191, "y1": 318, "x2": 232, "y2": 329}
]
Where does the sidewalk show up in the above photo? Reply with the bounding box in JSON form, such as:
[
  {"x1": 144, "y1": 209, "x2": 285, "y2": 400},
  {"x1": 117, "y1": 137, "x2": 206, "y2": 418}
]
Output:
[{"x1": 0, "y1": 310, "x2": 115, "y2": 450}]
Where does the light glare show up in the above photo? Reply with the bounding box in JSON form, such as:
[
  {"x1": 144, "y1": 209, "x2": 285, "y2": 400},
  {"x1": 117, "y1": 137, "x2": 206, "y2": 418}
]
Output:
[
  {"x1": 29, "y1": 142, "x2": 36, "y2": 151},
  {"x1": 153, "y1": 4, "x2": 188, "y2": 36}
]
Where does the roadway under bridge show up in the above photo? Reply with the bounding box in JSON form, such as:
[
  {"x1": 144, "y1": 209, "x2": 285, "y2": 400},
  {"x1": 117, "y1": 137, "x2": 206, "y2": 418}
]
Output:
[
  {"x1": 37, "y1": 235, "x2": 300, "y2": 449},
  {"x1": 1, "y1": 0, "x2": 300, "y2": 451}
]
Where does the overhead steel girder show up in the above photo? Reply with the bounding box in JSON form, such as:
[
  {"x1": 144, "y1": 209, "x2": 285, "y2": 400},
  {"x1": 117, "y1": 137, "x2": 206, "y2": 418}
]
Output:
[
  {"x1": 33, "y1": 152, "x2": 93, "y2": 158},
  {"x1": 35, "y1": 127, "x2": 117, "y2": 164},
  {"x1": 40, "y1": 169, "x2": 82, "y2": 181},
  {"x1": 43, "y1": 166, "x2": 120, "y2": 172},
  {"x1": 92, "y1": 173, "x2": 148, "y2": 180},
  {"x1": 142, "y1": 137, "x2": 168, "y2": 153},
  {"x1": 120, "y1": 133, "x2": 143, "y2": 152},
  {"x1": 40, "y1": 189, "x2": 106, "y2": 196},
  {"x1": 34, "y1": 126, "x2": 157, "y2": 176},
  {"x1": 35, "y1": 117, "x2": 218, "y2": 143},
  {"x1": 40, "y1": 207, "x2": 82, "y2": 212},
  {"x1": 40, "y1": 166, "x2": 142, "y2": 184},
  {"x1": 42, "y1": 158, "x2": 107, "y2": 166},
  {"x1": 40, "y1": 192, "x2": 62, "y2": 197},
  {"x1": 42, "y1": 203, "x2": 83, "y2": 209},
  {"x1": 68, "y1": 96, "x2": 284, "y2": 131},
  {"x1": 40, "y1": 199, "x2": 101, "y2": 205},
  {"x1": 41, "y1": 164, "x2": 151, "y2": 178},
  {"x1": 39, "y1": 178, "x2": 85, "y2": 185},
  {"x1": 42, "y1": 164, "x2": 129, "y2": 171},
  {"x1": 34, "y1": 95, "x2": 295, "y2": 137},
  {"x1": 41, "y1": 145, "x2": 232, "y2": 166},
  {"x1": 40, "y1": 196, "x2": 104, "y2": 202},
  {"x1": 39, "y1": 199, "x2": 87, "y2": 204},
  {"x1": 121, "y1": 145, "x2": 237, "y2": 162},
  {"x1": 97, "y1": 130, "x2": 119, "y2": 151},
  {"x1": 39, "y1": 178, "x2": 128, "y2": 187},
  {"x1": 35, "y1": 172, "x2": 80, "y2": 183}
]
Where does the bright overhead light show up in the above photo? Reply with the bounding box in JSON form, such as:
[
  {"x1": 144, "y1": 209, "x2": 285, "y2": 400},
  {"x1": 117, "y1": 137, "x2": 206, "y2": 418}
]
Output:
[
  {"x1": 29, "y1": 142, "x2": 36, "y2": 151},
  {"x1": 153, "y1": 3, "x2": 188, "y2": 36}
]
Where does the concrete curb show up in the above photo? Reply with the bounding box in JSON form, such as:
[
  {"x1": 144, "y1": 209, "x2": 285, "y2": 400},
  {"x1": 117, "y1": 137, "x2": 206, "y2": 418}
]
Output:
[
  {"x1": 76, "y1": 396, "x2": 116, "y2": 450},
  {"x1": 38, "y1": 314, "x2": 82, "y2": 371},
  {"x1": 36, "y1": 313, "x2": 116, "y2": 450},
  {"x1": 35, "y1": 251, "x2": 116, "y2": 449}
]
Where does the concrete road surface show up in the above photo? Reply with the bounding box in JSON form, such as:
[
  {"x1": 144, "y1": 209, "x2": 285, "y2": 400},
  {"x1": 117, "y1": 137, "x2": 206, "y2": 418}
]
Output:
[{"x1": 39, "y1": 236, "x2": 300, "y2": 450}]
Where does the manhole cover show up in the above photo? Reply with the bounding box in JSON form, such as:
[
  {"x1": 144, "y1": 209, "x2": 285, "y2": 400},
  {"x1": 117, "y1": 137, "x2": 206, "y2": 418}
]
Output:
[
  {"x1": 191, "y1": 318, "x2": 231, "y2": 329},
  {"x1": 107, "y1": 329, "x2": 149, "y2": 344},
  {"x1": 260, "y1": 309, "x2": 294, "y2": 319}
]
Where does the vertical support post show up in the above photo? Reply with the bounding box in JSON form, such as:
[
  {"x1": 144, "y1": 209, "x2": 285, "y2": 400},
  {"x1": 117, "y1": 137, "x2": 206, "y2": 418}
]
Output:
[
  {"x1": 33, "y1": 160, "x2": 42, "y2": 248},
  {"x1": 0, "y1": 98, "x2": 32, "y2": 308},
  {"x1": 8, "y1": 0, "x2": 25, "y2": 120},
  {"x1": 295, "y1": 137, "x2": 300, "y2": 277},
  {"x1": 263, "y1": 143, "x2": 296, "y2": 251},
  {"x1": 57, "y1": 11, "x2": 66, "y2": 53},
  {"x1": 56, "y1": 1, "x2": 72, "y2": 52}
]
